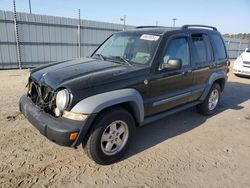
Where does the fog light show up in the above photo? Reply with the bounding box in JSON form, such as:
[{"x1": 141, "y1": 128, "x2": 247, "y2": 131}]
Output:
[
  {"x1": 63, "y1": 111, "x2": 88, "y2": 121},
  {"x1": 70, "y1": 132, "x2": 78, "y2": 141}
]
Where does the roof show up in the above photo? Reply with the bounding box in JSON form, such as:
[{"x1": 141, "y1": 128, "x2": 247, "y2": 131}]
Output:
[
  {"x1": 124, "y1": 27, "x2": 177, "y2": 35},
  {"x1": 122, "y1": 25, "x2": 219, "y2": 36}
]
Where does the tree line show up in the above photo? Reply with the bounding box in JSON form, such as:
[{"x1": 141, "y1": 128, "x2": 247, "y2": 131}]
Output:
[{"x1": 223, "y1": 33, "x2": 250, "y2": 41}]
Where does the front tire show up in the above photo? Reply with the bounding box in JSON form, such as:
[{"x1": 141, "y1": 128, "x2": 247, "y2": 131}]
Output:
[
  {"x1": 83, "y1": 107, "x2": 135, "y2": 165},
  {"x1": 197, "y1": 83, "x2": 221, "y2": 115}
]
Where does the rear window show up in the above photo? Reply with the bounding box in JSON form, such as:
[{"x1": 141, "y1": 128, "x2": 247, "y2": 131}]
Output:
[{"x1": 210, "y1": 34, "x2": 227, "y2": 60}]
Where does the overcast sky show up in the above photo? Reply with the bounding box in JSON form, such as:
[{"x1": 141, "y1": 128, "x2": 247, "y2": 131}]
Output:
[{"x1": 1, "y1": 0, "x2": 250, "y2": 34}]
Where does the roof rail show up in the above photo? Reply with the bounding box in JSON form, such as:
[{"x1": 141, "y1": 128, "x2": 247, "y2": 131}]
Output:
[
  {"x1": 136, "y1": 26, "x2": 166, "y2": 29},
  {"x1": 181, "y1": 25, "x2": 218, "y2": 31}
]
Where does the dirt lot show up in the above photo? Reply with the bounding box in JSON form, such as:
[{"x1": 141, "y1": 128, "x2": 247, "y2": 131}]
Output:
[{"x1": 0, "y1": 65, "x2": 250, "y2": 188}]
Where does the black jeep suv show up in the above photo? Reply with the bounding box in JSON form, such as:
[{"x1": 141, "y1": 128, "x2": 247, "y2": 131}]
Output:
[{"x1": 20, "y1": 25, "x2": 229, "y2": 165}]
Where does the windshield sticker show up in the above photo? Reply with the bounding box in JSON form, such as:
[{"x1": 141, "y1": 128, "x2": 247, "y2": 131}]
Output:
[{"x1": 140, "y1": 34, "x2": 160, "y2": 41}]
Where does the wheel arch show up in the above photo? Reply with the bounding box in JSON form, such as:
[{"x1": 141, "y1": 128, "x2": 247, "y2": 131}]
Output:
[
  {"x1": 71, "y1": 88, "x2": 144, "y2": 124},
  {"x1": 214, "y1": 78, "x2": 225, "y2": 91},
  {"x1": 200, "y1": 71, "x2": 227, "y2": 101}
]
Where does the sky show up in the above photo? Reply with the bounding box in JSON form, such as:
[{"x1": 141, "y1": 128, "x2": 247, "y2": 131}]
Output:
[{"x1": 0, "y1": 0, "x2": 250, "y2": 34}]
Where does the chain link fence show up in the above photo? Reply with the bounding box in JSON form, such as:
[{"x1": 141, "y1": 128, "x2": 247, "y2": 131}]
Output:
[
  {"x1": 0, "y1": 10, "x2": 249, "y2": 69},
  {"x1": 0, "y1": 10, "x2": 134, "y2": 69},
  {"x1": 224, "y1": 38, "x2": 250, "y2": 59}
]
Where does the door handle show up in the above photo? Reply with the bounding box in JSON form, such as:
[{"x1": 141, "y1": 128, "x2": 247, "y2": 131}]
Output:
[
  {"x1": 181, "y1": 70, "x2": 192, "y2": 75},
  {"x1": 209, "y1": 64, "x2": 216, "y2": 69}
]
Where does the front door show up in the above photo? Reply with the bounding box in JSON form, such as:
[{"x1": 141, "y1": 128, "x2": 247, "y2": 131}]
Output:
[{"x1": 145, "y1": 35, "x2": 193, "y2": 116}]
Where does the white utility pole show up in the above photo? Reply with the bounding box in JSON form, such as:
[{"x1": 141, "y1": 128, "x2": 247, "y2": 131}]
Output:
[{"x1": 120, "y1": 15, "x2": 126, "y2": 31}]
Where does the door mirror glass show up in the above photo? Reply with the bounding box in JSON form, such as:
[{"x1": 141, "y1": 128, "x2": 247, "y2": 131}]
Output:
[{"x1": 160, "y1": 58, "x2": 182, "y2": 70}]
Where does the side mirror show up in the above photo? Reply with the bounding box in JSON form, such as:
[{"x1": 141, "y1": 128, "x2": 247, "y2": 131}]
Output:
[
  {"x1": 245, "y1": 48, "x2": 249, "y2": 52},
  {"x1": 161, "y1": 58, "x2": 182, "y2": 70}
]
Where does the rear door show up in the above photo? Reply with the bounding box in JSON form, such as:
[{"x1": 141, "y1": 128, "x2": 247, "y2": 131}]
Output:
[{"x1": 189, "y1": 33, "x2": 215, "y2": 101}]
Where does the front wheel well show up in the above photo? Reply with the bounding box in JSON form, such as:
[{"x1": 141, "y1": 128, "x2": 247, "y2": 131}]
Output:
[
  {"x1": 118, "y1": 102, "x2": 140, "y2": 125},
  {"x1": 91, "y1": 102, "x2": 141, "y2": 127}
]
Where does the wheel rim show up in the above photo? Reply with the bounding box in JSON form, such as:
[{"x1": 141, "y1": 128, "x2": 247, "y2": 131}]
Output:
[
  {"x1": 208, "y1": 89, "x2": 219, "y2": 111},
  {"x1": 100, "y1": 120, "x2": 129, "y2": 156}
]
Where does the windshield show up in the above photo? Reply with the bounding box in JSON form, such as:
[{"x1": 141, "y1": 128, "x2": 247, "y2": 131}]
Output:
[{"x1": 93, "y1": 32, "x2": 161, "y2": 65}]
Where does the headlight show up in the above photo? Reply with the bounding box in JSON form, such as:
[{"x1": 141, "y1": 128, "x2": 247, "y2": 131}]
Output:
[{"x1": 56, "y1": 89, "x2": 70, "y2": 111}]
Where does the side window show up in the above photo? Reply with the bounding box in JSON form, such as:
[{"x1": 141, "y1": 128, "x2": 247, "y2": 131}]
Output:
[
  {"x1": 210, "y1": 34, "x2": 227, "y2": 60},
  {"x1": 203, "y1": 35, "x2": 213, "y2": 62},
  {"x1": 191, "y1": 34, "x2": 209, "y2": 63},
  {"x1": 163, "y1": 38, "x2": 190, "y2": 66}
]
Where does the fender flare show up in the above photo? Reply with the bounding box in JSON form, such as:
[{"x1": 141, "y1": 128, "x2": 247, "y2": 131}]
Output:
[
  {"x1": 71, "y1": 88, "x2": 144, "y2": 123},
  {"x1": 200, "y1": 71, "x2": 228, "y2": 101}
]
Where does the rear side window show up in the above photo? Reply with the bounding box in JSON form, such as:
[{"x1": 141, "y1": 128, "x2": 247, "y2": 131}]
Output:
[
  {"x1": 203, "y1": 35, "x2": 213, "y2": 61},
  {"x1": 191, "y1": 34, "x2": 212, "y2": 63},
  {"x1": 210, "y1": 34, "x2": 227, "y2": 60}
]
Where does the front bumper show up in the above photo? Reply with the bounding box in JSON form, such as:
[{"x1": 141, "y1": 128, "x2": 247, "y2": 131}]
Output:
[
  {"x1": 233, "y1": 63, "x2": 250, "y2": 76},
  {"x1": 19, "y1": 95, "x2": 95, "y2": 147}
]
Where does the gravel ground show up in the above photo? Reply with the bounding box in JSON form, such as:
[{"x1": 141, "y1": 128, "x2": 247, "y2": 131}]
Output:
[{"x1": 0, "y1": 64, "x2": 250, "y2": 188}]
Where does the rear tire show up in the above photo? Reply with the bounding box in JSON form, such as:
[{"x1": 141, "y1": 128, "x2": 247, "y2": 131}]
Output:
[
  {"x1": 197, "y1": 83, "x2": 221, "y2": 115},
  {"x1": 83, "y1": 107, "x2": 135, "y2": 165}
]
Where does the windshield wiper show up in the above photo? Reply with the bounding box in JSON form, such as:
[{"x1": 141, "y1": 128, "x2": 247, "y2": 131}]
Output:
[
  {"x1": 109, "y1": 56, "x2": 132, "y2": 66},
  {"x1": 94, "y1": 54, "x2": 106, "y2": 61}
]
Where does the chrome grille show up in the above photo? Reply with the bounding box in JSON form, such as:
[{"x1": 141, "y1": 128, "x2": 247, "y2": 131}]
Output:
[{"x1": 243, "y1": 61, "x2": 250, "y2": 66}]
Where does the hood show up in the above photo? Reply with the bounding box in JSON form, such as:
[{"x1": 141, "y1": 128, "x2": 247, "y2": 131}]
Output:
[{"x1": 30, "y1": 57, "x2": 143, "y2": 90}]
